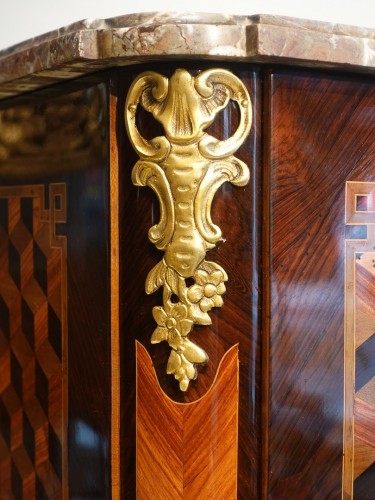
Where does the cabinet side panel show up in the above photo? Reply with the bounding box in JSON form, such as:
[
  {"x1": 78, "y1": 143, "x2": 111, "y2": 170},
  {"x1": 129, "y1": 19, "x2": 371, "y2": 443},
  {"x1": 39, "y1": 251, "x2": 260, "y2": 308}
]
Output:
[
  {"x1": 268, "y1": 71, "x2": 375, "y2": 498},
  {"x1": 0, "y1": 81, "x2": 111, "y2": 497},
  {"x1": 0, "y1": 185, "x2": 67, "y2": 498}
]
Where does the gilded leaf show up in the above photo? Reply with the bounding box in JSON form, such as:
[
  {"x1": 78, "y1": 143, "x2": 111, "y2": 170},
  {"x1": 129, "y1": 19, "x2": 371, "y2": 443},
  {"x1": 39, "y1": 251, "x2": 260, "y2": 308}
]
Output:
[
  {"x1": 145, "y1": 260, "x2": 167, "y2": 294},
  {"x1": 166, "y1": 266, "x2": 180, "y2": 295},
  {"x1": 179, "y1": 377, "x2": 190, "y2": 392},
  {"x1": 151, "y1": 327, "x2": 168, "y2": 344},
  {"x1": 166, "y1": 349, "x2": 181, "y2": 374}
]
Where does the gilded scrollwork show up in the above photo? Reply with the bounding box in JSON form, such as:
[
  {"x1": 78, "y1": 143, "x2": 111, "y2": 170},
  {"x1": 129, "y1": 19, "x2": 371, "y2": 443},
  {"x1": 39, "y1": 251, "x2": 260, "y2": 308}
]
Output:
[{"x1": 125, "y1": 68, "x2": 252, "y2": 391}]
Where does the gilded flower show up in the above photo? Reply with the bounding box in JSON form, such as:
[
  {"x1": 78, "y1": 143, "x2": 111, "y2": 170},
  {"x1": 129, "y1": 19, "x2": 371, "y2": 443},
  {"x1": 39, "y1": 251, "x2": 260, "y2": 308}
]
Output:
[
  {"x1": 187, "y1": 268, "x2": 226, "y2": 312},
  {"x1": 151, "y1": 302, "x2": 193, "y2": 349}
]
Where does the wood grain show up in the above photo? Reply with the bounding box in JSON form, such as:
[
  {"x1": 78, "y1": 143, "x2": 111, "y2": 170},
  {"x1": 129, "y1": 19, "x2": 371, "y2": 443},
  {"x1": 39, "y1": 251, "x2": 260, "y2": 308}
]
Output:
[
  {"x1": 2, "y1": 64, "x2": 374, "y2": 498},
  {"x1": 0, "y1": 80, "x2": 112, "y2": 498},
  {"x1": 110, "y1": 90, "x2": 121, "y2": 500},
  {"x1": 343, "y1": 181, "x2": 375, "y2": 497},
  {"x1": 353, "y1": 438, "x2": 375, "y2": 481},
  {"x1": 0, "y1": 184, "x2": 67, "y2": 499},
  {"x1": 265, "y1": 70, "x2": 375, "y2": 499},
  {"x1": 354, "y1": 397, "x2": 375, "y2": 450},
  {"x1": 136, "y1": 341, "x2": 239, "y2": 499},
  {"x1": 116, "y1": 64, "x2": 262, "y2": 499}
]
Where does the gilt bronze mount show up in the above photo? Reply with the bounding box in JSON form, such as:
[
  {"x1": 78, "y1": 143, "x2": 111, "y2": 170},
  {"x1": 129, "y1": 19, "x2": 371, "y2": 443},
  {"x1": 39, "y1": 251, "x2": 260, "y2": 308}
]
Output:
[{"x1": 125, "y1": 68, "x2": 252, "y2": 391}]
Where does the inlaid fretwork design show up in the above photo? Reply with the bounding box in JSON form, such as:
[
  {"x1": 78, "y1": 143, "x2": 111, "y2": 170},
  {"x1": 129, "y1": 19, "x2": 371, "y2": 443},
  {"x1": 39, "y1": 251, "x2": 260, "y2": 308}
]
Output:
[
  {"x1": 0, "y1": 184, "x2": 67, "y2": 498},
  {"x1": 343, "y1": 181, "x2": 375, "y2": 498}
]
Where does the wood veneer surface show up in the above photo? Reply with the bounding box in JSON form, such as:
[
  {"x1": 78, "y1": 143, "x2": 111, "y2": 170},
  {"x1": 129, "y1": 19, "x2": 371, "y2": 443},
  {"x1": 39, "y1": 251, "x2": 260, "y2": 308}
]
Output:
[
  {"x1": 0, "y1": 184, "x2": 67, "y2": 498},
  {"x1": 136, "y1": 342, "x2": 239, "y2": 499},
  {"x1": 2, "y1": 63, "x2": 374, "y2": 499},
  {"x1": 114, "y1": 63, "x2": 262, "y2": 499},
  {"x1": 0, "y1": 80, "x2": 111, "y2": 498},
  {"x1": 266, "y1": 70, "x2": 375, "y2": 498}
]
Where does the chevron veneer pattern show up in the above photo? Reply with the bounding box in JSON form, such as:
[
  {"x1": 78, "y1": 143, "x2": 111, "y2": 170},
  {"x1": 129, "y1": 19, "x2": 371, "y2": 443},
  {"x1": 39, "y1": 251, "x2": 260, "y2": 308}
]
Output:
[
  {"x1": 136, "y1": 342, "x2": 239, "y2": 499},
  {"x1": 0, "y1": 184, "x2": 67, "y2": 499}
]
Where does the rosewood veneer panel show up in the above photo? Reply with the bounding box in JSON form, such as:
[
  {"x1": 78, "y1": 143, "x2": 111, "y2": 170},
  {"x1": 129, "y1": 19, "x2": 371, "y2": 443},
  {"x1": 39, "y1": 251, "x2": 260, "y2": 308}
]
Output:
[
  {"x1": 114, "y1": 64, "x2": 262, "y2": 499},
  {"x1": 266, "y1": 70, "x2": 375, "y2": 498}
]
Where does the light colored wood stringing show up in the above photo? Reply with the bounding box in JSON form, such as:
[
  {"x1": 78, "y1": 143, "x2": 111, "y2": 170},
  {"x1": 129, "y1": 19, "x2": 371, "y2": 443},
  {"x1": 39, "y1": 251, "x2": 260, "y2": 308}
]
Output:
[
  {"x1": 343, "y1": 181, "x2": 375, "y2": 499},
  {"x1": 110, "y1": 92, "x2": 121, "y2": 500},
  {"x1": 136, "y1": 342, "x2": 239, "y2": 499}
]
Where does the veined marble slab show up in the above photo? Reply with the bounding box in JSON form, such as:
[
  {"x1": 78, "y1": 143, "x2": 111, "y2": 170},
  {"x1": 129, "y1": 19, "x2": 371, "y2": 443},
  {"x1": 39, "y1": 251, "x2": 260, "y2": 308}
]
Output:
[{"x1": 0, "y1": 12, "x2": 374, "y2": 98}]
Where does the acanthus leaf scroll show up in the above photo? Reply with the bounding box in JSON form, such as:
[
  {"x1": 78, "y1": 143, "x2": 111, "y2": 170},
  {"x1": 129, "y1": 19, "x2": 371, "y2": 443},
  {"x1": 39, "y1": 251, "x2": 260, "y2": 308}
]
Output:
[{"x1": 125, "y1": 68, "x2": 252, "y2": 391}]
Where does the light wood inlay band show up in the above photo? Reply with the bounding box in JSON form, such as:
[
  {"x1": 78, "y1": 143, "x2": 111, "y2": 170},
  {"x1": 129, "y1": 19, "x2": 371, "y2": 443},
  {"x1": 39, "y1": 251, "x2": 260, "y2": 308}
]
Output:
[{"x1": 343, "y1": 181, "x2": 375, "y2": 498}]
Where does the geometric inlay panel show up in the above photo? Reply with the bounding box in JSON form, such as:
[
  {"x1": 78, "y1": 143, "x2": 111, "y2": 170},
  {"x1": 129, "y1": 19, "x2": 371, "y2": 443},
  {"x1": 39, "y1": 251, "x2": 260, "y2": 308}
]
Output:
[
  {"x1": 343, "y1": 181, "x2": 375, "y2": 499},
  {"x1": 0, "y1": 184, "x2": 67, "y2": 498}
]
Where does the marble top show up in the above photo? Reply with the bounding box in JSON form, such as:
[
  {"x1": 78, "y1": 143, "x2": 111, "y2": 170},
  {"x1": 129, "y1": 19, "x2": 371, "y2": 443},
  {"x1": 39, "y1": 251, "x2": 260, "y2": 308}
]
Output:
[{"x1": 0, "y1": 12, "x2": 374, "y2": 99}]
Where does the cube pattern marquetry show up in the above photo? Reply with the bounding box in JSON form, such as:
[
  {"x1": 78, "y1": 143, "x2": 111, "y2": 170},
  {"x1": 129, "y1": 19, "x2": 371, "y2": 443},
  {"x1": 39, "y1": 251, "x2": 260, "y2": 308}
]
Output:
[{"x1": 0, "y1": 184, "x2": 67, "y2": 499}]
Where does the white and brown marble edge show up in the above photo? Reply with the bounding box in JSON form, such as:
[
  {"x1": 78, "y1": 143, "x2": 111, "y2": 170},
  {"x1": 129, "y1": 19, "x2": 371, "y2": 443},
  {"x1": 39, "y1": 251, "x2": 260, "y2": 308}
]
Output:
[{"x1": 0, "y1": 12, "x2": 374, "y2": 99}]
